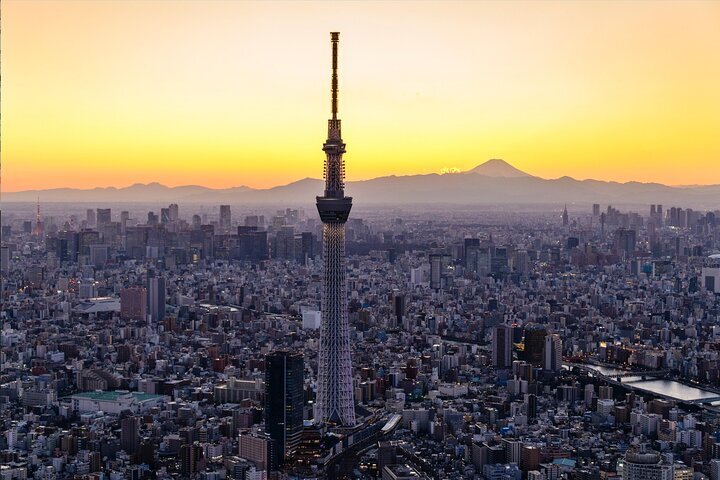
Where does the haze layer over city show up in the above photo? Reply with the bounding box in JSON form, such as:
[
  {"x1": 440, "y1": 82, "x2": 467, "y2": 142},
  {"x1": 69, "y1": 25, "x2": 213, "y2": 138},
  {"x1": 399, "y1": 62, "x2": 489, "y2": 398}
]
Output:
[{"x1": 1, "y1": 2, "x2": 720, "y2": 480}]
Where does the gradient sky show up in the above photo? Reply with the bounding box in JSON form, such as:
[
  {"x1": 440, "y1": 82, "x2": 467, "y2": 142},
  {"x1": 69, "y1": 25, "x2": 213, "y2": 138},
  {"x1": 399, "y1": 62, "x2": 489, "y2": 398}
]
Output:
[{"x1": 3, "y1": 0, "x2": 720, "y2": 191}]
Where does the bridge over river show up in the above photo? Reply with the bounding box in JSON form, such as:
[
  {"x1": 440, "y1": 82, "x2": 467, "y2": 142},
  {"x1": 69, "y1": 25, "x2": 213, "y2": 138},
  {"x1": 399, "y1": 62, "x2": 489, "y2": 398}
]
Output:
[{"x1": 567, "y1": 362, "x2": 720, "y2": 406}]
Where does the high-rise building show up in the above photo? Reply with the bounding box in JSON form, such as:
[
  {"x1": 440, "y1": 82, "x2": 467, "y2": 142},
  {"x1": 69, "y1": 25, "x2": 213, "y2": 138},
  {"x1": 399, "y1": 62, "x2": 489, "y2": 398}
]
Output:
[
  {"x1": 562, "y1": 205, "x2": 569, "y2": 227},
  {"x1": 179, "y1": 443, "x2": 204, "y2": 477},
  {"x1": 265, "y1": 350, "x2": 304, "y2": 465},
  {"x1": 96, "y1": 208, "x2": 111, "y2": 228},
  {"x1": 120, "y1": 416, "x2": 140, "y2": 454},
  {"x1": 120, "y1": 286, "x2": 147, "y2": 320},
  {"x1": 120, "y1": 211, "x2": 130, "y2": 230},
  {"x1": 464, "y1": 238, "x2": 480, "y2": 272},
  {"x1": 391, "y1": 290, "x2": 405, "y2": 328},
  {"x1": 146, "y1": 271, "x2": 166, "y2": 322},
  {"x1": 1, "y1": 246, "x2": 10, "y2": 274},
  {"x1": 168, "y1": 203, "x2": 179, "y2": 222},
  {"x1": 429, "y1": 253, "x2": 451, "y2": 290},
  {"x1": 492, "y1": 323, "x2": 512, "y2": 369},
  {"x1": 220, "y1": 205, "x2": 231, "y2": 231},
  {"x1": 315, "y1": 32, "x2": 355, "y2": 427},
  {"x1": 523, "y1": 324, "x2": 547, "y2": 366},
  {"x1": 274, "y1": 226, "x2": 296, "y2": 260},
  {"x1": 86, "y1": 208, "x2": 96, "y2": 227},
  {"x1": 543, "y1": 334, "x2": 562, "y2": 372},
  {"x1": 614, "y1": 228, "x2": 637, "y2": 260}
]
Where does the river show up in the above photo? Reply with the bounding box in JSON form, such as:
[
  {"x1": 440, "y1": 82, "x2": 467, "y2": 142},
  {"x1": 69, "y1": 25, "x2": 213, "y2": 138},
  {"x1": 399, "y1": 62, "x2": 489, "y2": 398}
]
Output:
[{"x1": 579, "y1": 365, "x2": 720, "y2": 403}]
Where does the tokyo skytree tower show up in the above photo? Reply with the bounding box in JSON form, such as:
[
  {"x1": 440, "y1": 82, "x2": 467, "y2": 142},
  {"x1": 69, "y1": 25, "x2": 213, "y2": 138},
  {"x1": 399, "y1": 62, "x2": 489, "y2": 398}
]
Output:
[{"x1": 314, "y1": 32, "x2": 355, "y2": 427}]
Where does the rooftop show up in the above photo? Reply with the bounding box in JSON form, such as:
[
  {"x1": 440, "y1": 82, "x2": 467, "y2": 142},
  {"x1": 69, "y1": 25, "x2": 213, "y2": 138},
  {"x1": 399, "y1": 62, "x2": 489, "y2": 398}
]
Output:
[{"x1": 71, "y1": 390, "x2": 165, "y2": 402}]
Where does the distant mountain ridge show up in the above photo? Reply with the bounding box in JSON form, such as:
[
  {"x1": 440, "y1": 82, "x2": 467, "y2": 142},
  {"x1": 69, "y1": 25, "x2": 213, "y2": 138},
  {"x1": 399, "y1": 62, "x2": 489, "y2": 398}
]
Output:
[{"x1": 3, "y1": 160, "x2": 719, "y2": 208}]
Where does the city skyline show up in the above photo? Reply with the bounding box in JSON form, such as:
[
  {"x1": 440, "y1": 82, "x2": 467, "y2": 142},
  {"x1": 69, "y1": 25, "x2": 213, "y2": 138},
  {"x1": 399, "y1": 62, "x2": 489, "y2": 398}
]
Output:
[{"x1": 3, "y1": 0, "x2": 720, "y2": 192}]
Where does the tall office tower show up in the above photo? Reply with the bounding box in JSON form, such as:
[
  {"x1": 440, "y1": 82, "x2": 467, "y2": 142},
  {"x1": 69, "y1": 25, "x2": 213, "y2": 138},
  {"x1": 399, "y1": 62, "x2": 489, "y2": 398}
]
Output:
[
  {"x1": 543, "y1": 333, "x2": 562, "y2": 372},
  {"x1": 265, "y1": 351, "x2": 304, "y2": 465},
  {"x1": 86, "y1": 208, "x2": 96, "y2": 227},
  {"x1": 168, "y1": 203, "x2": 179, "y2": 222},
  {"x1": 614, "y1": 228, "x2": 637, "y2": 260},
  {"x1": 492, "y1": 323, "x2": 512, "y2": 368},
  {"x1": 315, "y1": 32, "x2": 355, "y2": 427},
  {"x1": 391, "y1": 290, "x2": 406, "y2": 328},
  {"x1": 96, "y1": 208, "x2": 111, "y2": 228},
  {"x1": 146, "y1": 271, "x2": 166, "y2": 322},
  {"x1": 429, "y1": 253, "x2": 451, "y2": 289},
  {"x1": 120, "y1": 211, "x2": 130, "y2": 229},
  {"x1": 464, "y1": 238, "x2": 480, "y2": 272},
  {"x1": 220, "y1": 205, "x2": 231, "y2": 231},
  {"x1": 523, "y1": 323, "x2": 547, "y2": 366},
  {"x1": 120, "y1": 416, "x2": 140, "y2": 454},
  {"x1": 593, "y1": 204, "x2": 601, "y2": 217},
  {"x1": 562, "y1": 204, "x2": 569, "y2": 226},
  {"x1": 300, "y1": 232, "x2": 315, "y2": 262},
  {"x1": 274, "y1": 226, "x2": 296, "y2": 260}
]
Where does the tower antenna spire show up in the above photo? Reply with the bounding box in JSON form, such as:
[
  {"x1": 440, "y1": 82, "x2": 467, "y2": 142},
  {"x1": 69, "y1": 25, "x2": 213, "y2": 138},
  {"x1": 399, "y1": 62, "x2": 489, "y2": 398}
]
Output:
[{"x1": 331, "y1": 32, "x2": 339, "y2": 119}]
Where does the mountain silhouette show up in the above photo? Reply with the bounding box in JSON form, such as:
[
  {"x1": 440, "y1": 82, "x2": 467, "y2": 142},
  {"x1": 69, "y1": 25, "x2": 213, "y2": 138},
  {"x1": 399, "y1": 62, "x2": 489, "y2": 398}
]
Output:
[{"x1": 4, "y1": 160, "x2": 719, "y2": 208}]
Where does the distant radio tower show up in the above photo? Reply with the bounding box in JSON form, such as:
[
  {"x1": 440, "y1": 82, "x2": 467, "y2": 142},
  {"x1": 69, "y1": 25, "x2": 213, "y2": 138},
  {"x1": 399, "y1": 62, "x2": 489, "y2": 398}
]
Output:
[
  {"x1": 33, "y1": 197, "x2": 43, "y2": 237},
  {"x1": 315, "y1": 32, "x2": 355, "y2": 427}
]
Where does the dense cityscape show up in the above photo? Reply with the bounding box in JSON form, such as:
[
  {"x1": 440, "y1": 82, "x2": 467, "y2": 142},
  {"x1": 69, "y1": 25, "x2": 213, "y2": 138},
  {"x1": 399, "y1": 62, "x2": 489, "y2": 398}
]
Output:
[
  {"x1": 2, "y1": 13, "x2": 720, "y2": 480},
  {"x1": 1, "y1": 193, "x2": 720, "y2": 480}
]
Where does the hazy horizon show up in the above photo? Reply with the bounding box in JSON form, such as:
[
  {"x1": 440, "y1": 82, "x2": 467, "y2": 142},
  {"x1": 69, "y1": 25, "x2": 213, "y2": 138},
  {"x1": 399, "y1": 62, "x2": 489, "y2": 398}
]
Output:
[{"x1": 3, "y1": 158, "x2": 720, "y2": 194}]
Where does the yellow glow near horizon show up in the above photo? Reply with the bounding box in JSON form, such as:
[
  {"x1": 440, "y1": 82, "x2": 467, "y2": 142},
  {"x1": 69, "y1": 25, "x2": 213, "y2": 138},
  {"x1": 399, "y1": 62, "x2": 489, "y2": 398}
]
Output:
[{"x1": 2, "y1": 0, "x2": 720, "y2": 191}]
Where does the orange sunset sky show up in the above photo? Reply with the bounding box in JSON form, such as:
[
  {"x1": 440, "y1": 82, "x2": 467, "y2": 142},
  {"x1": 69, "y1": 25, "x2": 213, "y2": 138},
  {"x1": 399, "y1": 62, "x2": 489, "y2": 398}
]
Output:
[{"x1": 2, "y1": 0, "x2": 720, "y2": 191}]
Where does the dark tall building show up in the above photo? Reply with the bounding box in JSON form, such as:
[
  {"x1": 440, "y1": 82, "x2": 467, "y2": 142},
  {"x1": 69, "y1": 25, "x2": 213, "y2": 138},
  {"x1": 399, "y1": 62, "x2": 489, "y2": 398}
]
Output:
[
  {"x1": 265, "y1": 351, "x2": 304, "y2": 465},
  {"x1": 492, "y1": 323, "x2": 512, "y2": 368},
  {"x1": 220, "y1": 205, "x2": 231, "y2": 231},
  {"x1": 146, "y1": 271, "x2": 166, "y2": 322},
  {"x1": 300, "y1": 232, "x2": 315, "y2": 262},
  {"x1": 315, "y1": 32, "x2": 355, "y2": 426},
  {"x1": 237, "y1": 227, "x2": 268, "y2": 261},
  {"x1": 391, "y1": 290, "x2": 405, "y2": 328},
  {"x1": 523, "y1": 324, "x2": 547, "y2": 366},
  {"x1": 179, "y1": 443, "x2": 204, "y2": 477},
  {"x1": 121, "y1": 416, "x2": 140, "y2": 455}
]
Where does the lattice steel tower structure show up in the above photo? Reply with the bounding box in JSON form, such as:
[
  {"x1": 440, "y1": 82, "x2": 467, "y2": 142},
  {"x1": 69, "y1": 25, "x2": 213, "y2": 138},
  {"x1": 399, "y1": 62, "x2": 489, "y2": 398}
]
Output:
[{"x1": 315, "y1": 32, "x2": 355, "y2": 427}]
